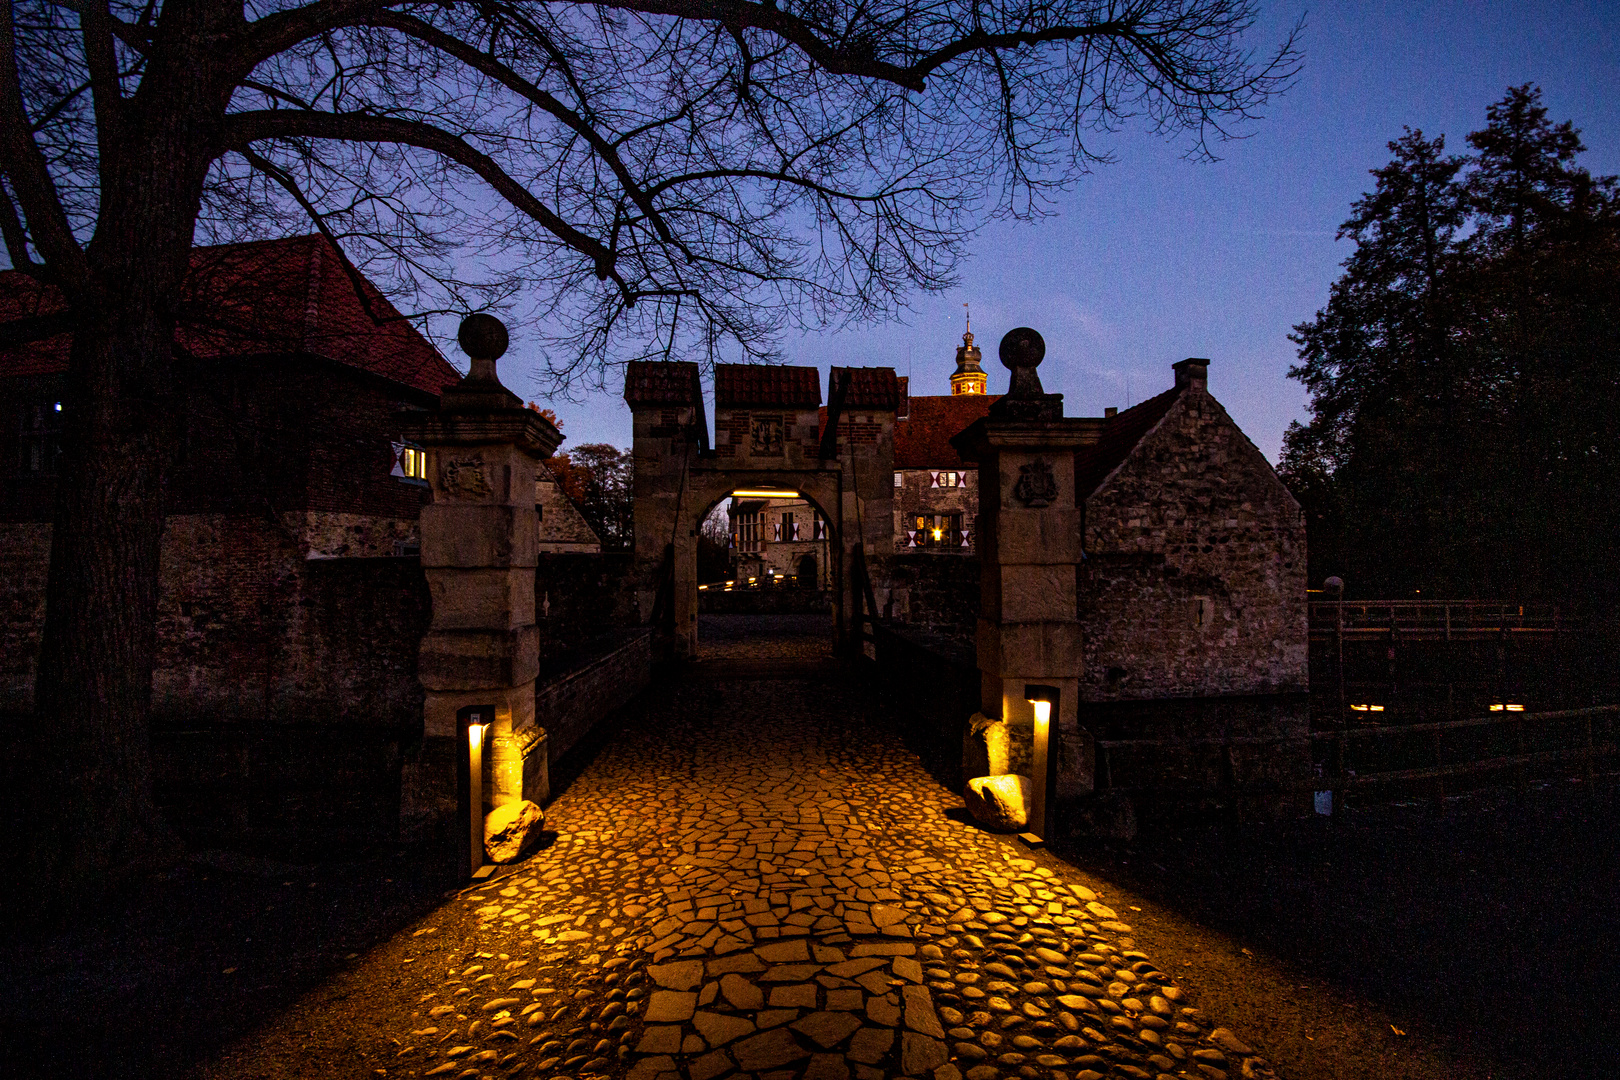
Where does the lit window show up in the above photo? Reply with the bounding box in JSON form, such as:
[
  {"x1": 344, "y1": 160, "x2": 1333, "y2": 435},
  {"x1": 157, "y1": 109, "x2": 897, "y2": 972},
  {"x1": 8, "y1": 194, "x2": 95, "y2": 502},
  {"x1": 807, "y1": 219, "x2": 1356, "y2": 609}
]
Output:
[
  {"x1": 391, "y1": 441, "x2": 429, "y2": 485},
  {"x1": 938, "y1": 471, "x2": 960, "y2": 488},
  {"x1": 910, "y1": 512, "x2": 963, "y2": 548},
  {"x1": 894, "y1": 471, "x2": 903, "y2": 488}
]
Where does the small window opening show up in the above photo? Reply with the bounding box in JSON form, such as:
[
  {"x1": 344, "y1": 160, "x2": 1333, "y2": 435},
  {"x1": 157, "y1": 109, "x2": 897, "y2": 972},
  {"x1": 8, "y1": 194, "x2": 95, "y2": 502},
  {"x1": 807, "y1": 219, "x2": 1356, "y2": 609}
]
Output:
[
  {"x1": 20, "y1": 402, "x2": 63, "y2": 475},
  {"x1": 392, "y1": 441, "x2": 429, "y2": 485}
]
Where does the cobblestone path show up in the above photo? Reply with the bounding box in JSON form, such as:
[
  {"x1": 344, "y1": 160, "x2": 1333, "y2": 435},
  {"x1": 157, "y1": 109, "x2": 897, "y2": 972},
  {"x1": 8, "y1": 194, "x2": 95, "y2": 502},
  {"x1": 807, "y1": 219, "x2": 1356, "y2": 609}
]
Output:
[{"x1": 383, "y1": 669, "x2": 1275, "y2": 1080}]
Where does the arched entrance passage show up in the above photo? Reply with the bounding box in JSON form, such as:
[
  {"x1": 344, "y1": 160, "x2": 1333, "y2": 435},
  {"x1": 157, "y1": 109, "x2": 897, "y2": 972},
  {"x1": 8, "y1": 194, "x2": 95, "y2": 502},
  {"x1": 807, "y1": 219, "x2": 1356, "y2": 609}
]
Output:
[
  {"x1": 624, "y1": 362, "x2": 901, "y2": 661},
  {"x1": 684, "y1": 475, "x2": 843, "y2": 658}
]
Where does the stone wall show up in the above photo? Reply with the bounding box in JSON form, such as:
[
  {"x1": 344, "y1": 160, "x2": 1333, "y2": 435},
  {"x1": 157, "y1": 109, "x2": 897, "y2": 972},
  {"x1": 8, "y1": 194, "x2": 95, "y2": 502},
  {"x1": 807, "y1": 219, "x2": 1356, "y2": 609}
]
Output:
[
  {"x1": 149, "y1": 550, "x2": 431, "y2": 851},
  {"x1": 0, "y1": 522, "x2": 50, "y2": 711},
  {"x1": 892, "y1": 468, "x2": 978, "y2": 553},
  {"x1": 535, "y1": 629, "x2": 654, "y2": 772},
  {"x1": 1080, "y1": 388, "x2": 1308, "y2": 701},
  {"x1": 3, "y1": 519, "x2": 433, "y2": 850},
  {"x1": 534, "y1": 551, "x2": 635, "y2": 653},
  {"x1": 876, "y1": 555, "x2": 981, "y2": 647},
  {"x1": 1, "y1": 518, "x2": 431, "y2": 719},
  {"x1": 871, "y1": 623, "x2": 979, "y2": 788}
]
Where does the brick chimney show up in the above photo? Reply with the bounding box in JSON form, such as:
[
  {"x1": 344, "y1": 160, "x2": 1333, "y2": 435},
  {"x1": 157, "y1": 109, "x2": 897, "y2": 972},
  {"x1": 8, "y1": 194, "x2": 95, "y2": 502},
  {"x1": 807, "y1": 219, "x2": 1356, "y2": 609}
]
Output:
[{"x1": 1173, "y1": 357, "x2": 1209, "y2": 391}]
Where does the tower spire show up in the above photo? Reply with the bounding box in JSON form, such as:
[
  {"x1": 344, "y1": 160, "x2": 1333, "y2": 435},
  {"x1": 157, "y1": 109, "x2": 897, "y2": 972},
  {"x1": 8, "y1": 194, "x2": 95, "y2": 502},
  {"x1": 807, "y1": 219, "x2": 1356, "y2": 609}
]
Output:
[{"x1": 951, "y1": 303, "x2": 986, "y2": 395}]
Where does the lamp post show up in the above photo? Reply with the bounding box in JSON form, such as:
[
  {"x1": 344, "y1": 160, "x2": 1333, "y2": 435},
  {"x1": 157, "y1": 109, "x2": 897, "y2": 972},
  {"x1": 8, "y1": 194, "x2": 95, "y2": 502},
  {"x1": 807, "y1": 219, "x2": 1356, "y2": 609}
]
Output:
[
  {"x1": 460, "y1": 705, "x2": 493, "y2": 878},
  {"x1": 1023, "y1": 684, "x2": 1058, "y2": 845}
]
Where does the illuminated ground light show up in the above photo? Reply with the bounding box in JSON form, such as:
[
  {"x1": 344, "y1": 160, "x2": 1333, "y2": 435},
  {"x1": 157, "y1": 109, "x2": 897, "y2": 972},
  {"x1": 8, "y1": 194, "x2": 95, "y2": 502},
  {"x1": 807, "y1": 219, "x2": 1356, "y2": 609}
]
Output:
[
  {"x1": 1490, "y1": 703, "x2": 1526, "y2": 712},
  {"x1": 1349, "y1": 704, "x2": 1386, "y2": 712}
]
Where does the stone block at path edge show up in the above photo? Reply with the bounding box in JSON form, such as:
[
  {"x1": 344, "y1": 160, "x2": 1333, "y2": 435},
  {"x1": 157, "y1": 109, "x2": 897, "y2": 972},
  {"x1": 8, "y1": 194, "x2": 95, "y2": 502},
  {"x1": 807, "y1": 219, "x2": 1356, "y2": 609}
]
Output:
[
  {"x1": 483, "y1": 800, "x2": 544, "y2": 862},
  {"x1": 963, "y1": 774, "x2": 1031, "y2": 831}
]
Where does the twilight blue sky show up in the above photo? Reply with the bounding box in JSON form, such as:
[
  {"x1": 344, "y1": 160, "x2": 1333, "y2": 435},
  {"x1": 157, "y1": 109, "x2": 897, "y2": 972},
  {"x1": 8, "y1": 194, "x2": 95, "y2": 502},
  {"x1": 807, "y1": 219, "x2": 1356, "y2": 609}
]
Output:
[{"x1": 505, "y1": 0, "x2": 1619, "y2": 463}]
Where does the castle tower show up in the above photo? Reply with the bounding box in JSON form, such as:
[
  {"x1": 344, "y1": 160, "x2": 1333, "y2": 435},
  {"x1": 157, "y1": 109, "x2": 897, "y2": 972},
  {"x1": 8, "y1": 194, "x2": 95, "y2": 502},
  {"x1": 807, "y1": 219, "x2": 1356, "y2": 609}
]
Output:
[{"x1": 951, "y1": 320, "x2": 987, "y2": 396}]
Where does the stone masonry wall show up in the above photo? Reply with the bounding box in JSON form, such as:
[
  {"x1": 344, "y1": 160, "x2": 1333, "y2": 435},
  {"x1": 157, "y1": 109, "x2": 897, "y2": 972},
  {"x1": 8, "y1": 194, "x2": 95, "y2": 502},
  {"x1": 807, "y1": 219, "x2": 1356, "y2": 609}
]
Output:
[
  {"x1": 892, "y1": 468, "x2": 978, "y2": 553},
  {"x1": 1080, "y1": 389, "x2": 1308, "y2": 701},
  {"x1": 535, "y1": 629, "x2": 653, "y2": 771},
  {"x1": 876, "y1": 555, "x2": 981, "y2": 647},
  {"x1": 4, "y1": 519, "x2": 432, "y2": 849},
  {"x1": 0, "y1": 522, "x2": 50, "y2": 711},
  {"x1": 534, "y1": 551, "x2": 635, "y2": 654}
]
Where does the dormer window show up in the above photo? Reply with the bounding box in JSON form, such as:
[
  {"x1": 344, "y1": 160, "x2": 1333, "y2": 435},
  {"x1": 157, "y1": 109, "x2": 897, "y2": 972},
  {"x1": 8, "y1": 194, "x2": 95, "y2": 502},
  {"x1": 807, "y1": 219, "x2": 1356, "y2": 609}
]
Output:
[
  {"x1": 391, "y1": 441, "x2": 429, "y2": 485},
  {"x1": 20, "y1": 402, "x2": 62, "y2": 475}
]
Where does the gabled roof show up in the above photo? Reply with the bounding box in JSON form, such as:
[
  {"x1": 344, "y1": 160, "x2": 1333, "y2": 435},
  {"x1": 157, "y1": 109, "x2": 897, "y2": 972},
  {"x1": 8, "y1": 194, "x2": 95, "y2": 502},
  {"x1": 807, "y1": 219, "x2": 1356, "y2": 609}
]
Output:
[
  {"x1": 536, "y1": 464, "x2": 603, "y2": 551},
  {"x1": 715, "y1": 364, "x2": 821, "y2": 408},
  {"x1": 892, "y1": 394, "x2": 1000, "y2": 469},
  {"x1": 1074, "y1": 385, "x2": 1183, "y2": 498},
  {"x1": 0, "y1": 235, "x2": 462, "y2": 397},
  {"x1": 623, "y1": 360, "x2": 701, "y2": 406},
  {"x1": 830, "y1": 366, "x2": 901, "y2": 409}
]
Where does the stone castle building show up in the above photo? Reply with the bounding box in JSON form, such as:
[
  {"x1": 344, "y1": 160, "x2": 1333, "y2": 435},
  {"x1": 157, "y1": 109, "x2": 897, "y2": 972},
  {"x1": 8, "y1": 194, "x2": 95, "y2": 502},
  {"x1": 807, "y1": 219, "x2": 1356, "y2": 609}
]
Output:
[{"x1": 0, "y1": 237, "x2": 617, "y2": 848}]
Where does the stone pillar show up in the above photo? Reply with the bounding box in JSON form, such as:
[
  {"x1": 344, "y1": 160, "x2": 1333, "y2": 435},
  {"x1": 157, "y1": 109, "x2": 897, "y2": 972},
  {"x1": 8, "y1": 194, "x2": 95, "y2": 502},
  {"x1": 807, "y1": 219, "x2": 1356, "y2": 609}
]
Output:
[
  {"x1": 953, "y1": 329, "x2": 1098, "y2": 806},
  {"x1": 623, "y1": 362, "x2": 707, "y2": 660},
  {"x1": 400, "y1": 315, "x2": 562, "y2": 827}
]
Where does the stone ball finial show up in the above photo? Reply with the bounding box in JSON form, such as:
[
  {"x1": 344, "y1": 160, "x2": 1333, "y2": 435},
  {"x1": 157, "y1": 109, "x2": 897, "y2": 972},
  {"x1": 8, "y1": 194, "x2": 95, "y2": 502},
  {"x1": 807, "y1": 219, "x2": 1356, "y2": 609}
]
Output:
[
  {"x1": 999, "y1": 327, "x2": 1045, "y2": 371},
  {"x1": 458, "y1": 313, "x2": 509, "y2": 362}
]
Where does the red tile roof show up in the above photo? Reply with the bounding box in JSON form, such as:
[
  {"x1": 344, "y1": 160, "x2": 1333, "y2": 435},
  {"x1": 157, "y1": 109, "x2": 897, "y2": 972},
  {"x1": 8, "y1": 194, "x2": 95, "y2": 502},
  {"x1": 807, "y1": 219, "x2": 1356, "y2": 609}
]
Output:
[
  {"x1": 1074, "y1": 385, "x2": 1183, "y2": 498},
  {"x1": 892, "y1": 394, "x2": 1000, "y2": 469},
  {"x1": 0, "y1": 235, "x2": 462, "y2": 396},
  {"x1": 715, "y1": 363, "x2": 821, "y2": 408},
  {"x1": 830, "y1": 366, "x2": 901, "y2": 409},
  {"x1": 623, "y1": 360, "x2": 701, "y2": 405}
]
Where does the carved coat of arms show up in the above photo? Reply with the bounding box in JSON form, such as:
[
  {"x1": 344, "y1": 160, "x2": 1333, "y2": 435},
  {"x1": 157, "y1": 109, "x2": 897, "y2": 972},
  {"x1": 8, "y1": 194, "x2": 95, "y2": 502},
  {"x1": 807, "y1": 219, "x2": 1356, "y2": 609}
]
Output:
[
  {"x1": 1013, "y1": 458, "x2": 1057, "y2": 507},
  {"x1": 751, "y1": 416, "x2": 784, "y2": 455},
  {"x1": 443, "y1": 457, "x2": 492, "y2": 500}
]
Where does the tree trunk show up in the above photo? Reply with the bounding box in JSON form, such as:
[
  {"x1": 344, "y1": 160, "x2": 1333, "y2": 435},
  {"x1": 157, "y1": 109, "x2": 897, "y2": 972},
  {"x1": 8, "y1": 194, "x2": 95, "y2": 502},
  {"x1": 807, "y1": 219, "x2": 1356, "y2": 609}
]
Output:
[
  {"x1": 12, "y1": 297, "x2": 183, "y2": 916},
  {"x1": 0, "y1": 2, "x2": 244, "y2": 919}
]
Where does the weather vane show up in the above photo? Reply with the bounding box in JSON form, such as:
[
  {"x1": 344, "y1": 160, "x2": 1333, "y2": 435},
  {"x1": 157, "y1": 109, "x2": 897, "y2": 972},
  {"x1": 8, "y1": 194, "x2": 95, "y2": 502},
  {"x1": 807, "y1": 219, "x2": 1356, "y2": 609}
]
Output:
[{"x1": 964, "y1": 301, "x2": 971, "y2": 336}]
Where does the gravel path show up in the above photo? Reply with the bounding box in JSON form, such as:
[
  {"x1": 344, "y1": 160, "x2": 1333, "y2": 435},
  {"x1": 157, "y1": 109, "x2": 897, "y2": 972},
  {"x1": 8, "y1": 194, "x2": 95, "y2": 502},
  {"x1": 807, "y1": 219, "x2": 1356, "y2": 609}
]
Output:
[{"x1": 209, "y1": 663, "x2": 1276, "y2": 1080}]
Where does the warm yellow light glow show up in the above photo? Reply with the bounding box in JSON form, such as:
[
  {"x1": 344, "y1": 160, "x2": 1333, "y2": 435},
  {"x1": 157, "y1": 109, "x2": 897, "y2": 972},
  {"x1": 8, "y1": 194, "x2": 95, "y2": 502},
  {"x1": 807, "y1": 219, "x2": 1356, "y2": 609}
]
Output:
[
  {"x1": 1031, "y1": 699, "x2": 1051, "y2": 734},
  {"x1": 732, "y1": 489, "x2": 800, "y2": 499},
  {"x1": 932, "y1": 528, "x2": 943, "y2": 541},
  {"x1": 469, "y1": 723, "x2": 485, "y2": 750},
  {"x1": 1351, "y1": 704, "x2": 1369, "y2": 711},
  {"x1": 1370, "y1": 705, "x2": 1384, "y2": 712},
  {"x1": 1490, "y1": 704, "x2": 1505, "y2": 712},
  {"x1": 1506, "y1": 703, "x2": 1524, "y2": 712}
]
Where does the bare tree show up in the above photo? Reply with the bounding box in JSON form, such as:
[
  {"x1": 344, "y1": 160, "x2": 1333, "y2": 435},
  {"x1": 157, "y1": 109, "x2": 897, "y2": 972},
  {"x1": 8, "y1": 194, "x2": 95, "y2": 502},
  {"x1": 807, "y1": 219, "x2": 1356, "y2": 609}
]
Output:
[{"x1": 0, "y1": 0, "x2": 1297, "y2": 908}]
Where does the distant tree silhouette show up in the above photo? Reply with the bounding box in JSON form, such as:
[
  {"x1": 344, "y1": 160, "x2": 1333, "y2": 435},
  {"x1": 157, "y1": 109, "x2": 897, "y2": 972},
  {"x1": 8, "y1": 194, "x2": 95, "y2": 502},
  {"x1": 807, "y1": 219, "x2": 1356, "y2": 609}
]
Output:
[
  {"x1": 547, "y1": 443, "x2": 633, "y2": 551},
  {"x1": 1282, "y1": 86, "x2": 1619, "y2": 606}
]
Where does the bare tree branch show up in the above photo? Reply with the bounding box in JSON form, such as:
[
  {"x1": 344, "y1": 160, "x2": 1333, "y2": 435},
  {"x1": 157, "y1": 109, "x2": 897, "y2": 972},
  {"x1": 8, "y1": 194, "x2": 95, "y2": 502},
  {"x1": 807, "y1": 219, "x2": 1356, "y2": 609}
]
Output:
[
  {"x1": 223, "y1": 107, "x2": 628, "y2": 290},
  {"x1": 0, "y1": 1, "x2": 90, "y2": 286}
]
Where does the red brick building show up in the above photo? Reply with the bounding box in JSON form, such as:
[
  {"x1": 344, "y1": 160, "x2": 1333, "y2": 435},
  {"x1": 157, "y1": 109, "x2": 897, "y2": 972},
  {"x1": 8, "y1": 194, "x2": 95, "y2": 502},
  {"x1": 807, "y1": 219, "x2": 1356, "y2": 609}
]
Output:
[{"x1": 0, "y1": 236, "x2": 467, "y2": 848}]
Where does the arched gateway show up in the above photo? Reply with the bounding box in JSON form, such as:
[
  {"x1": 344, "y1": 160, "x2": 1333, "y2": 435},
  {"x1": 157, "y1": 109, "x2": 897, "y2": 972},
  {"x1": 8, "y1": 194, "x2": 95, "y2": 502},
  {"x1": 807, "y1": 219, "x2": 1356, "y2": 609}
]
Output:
[{"x1": 624, "y1": 362, "x2": 900, "y2": 658}]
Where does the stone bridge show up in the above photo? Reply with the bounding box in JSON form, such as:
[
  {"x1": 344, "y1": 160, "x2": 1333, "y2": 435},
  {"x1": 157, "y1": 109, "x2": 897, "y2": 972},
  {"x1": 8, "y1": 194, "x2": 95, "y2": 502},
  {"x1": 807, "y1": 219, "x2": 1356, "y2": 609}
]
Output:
[{"x1": 400, "y1": 319, "x2": 1311, "y2": 862}]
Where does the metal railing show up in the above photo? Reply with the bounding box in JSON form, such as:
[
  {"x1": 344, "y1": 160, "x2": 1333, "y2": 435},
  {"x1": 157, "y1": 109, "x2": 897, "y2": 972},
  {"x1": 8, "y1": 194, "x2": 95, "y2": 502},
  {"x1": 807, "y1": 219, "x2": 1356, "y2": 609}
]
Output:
[{"x1": 1309, "y1": 600, "x2": 1570, "y2": 640}]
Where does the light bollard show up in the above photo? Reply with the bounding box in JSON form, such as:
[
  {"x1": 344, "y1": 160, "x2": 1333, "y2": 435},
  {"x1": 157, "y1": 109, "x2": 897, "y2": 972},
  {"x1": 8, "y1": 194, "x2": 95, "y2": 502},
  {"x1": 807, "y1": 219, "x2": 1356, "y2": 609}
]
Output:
[
  {"x1": 1022, "y1": 684, "x2": 1058, "y2": 846},
  {"x1": 460, "y1": 705, "x2": 494, "y2": 879}
]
